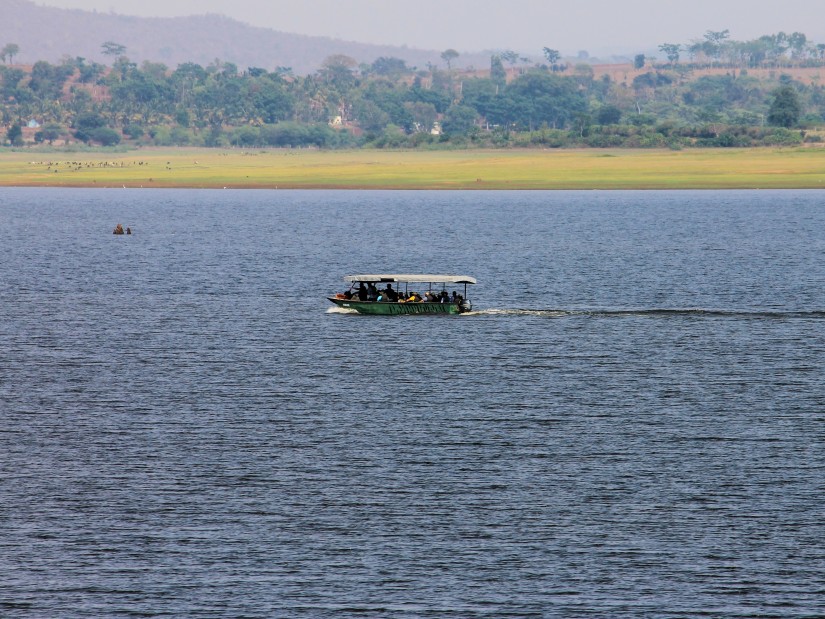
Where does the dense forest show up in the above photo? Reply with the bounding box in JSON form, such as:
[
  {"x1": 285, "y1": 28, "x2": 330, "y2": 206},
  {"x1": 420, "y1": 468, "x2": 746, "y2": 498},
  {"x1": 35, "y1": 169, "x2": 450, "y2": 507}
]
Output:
[{"x1": 2, "y1": 29, "x2": 825, "y2": 150}]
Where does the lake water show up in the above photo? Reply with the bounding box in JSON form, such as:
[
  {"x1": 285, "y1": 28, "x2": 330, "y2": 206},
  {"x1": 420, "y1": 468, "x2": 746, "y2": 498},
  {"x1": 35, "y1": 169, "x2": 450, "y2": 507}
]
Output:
[{"x1": 1, "y1": 188, "x2": 824, "y2": 618}]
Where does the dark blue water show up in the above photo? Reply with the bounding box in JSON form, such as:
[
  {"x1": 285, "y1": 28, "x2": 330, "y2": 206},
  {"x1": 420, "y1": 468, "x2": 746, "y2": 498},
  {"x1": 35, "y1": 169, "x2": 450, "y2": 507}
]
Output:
[{"x1": 1, "y1": 188, "x2": 824, "y2": 618}]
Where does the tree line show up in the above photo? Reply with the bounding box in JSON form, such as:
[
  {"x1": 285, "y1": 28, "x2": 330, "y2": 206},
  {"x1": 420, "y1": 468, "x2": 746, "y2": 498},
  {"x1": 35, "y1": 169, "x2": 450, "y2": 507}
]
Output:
[
  {"x1": 656, "y1": 30, "x2": 825, "y2": 69},
  {"x1": 1, "y1": 32, "x2": 822, "y2": 150}
]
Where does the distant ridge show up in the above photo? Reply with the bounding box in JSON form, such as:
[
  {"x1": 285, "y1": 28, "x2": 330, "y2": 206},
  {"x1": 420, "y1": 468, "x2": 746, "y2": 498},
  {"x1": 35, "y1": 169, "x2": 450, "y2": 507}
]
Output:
[{"x1": 1, "y1": 0, "x2": 492, "y2": 74}]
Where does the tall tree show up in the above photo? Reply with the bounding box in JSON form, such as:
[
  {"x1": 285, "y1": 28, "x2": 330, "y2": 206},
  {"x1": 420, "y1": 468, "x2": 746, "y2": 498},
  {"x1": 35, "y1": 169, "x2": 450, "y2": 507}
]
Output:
[
  {"x1": 659, "y1": 43, "x2": 681, "y2": 65},
  {"x1": 101, "y1": 41, "x2": 127, "y2": 58},
  {"x1": 768, "y1": 84, "x2": 801, "y2": 127},
  {"x1": 704, "y1": 30, "x2": 731, "y2": 62},
  {"x1": 2, "y1": 43, "x2": 20, "y2": 64},
  {"x1": 440, "y1": 49, "x2": 459, "y2": 72},
  {"x1": 788, "y1": 32, "x2": 808, "y2": 61},
  {"x1": 7, "y1": 122, "x2": 23, "y2": 145},
  {"x1": 442, "y1": 104, "x2": 477, "y2": 135},
  {"x1": 404, "y1": 101, "x2": 438, "y2": 133},
  {"x1": 440, "y1": 49, "x2": 460, "y2": 95},
  {"x1": 490, "y1": 55, "x2": 506, "y2": 90},
  {"x1": 542, "y1": 48, "x2": 561, "y2": 67}
]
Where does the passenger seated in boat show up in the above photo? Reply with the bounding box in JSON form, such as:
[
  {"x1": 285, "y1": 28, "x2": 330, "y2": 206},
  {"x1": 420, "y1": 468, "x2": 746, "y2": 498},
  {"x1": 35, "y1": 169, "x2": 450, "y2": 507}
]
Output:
[
  {"x1": 383, "y1": 283, "x2": 398, "y2": 302},
  {"x1": 357, "y1": 283, "x2": 367, "y2": 301},
  {"x1": 367, "y1": 283, "x2": 378, "y2": 301},
  {"x1": 422, "y1": 291, "x2": 436, "y2": 302},
  {"x1": 439, "y1": 290, "x2": 449, "y2": 303},
  {"x1": 404, "y1": 292, "x2": 421, "y2": 302},
  {"x1": 451, "y1": 291, "x2": 459, "y2": 303}
]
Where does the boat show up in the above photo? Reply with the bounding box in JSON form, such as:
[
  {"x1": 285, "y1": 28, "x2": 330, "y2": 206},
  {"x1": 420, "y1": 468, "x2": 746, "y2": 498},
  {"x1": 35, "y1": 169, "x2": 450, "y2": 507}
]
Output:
[{"x1": 328, "y1": 274, "x2": 476, "y2": 315}]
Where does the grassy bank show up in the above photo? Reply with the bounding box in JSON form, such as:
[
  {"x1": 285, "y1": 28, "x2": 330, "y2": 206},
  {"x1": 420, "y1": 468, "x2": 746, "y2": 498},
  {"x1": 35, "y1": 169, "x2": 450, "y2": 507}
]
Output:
[{"x1": 1, "y1": 147, "x2": 824, "y2": 189}]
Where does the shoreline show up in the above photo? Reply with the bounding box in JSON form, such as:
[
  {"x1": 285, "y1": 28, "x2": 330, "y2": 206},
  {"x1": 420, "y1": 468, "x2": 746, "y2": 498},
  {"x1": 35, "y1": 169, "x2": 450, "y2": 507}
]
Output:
[{"x1": 2, "y1": 147, "x2": 824, "y2": 190}]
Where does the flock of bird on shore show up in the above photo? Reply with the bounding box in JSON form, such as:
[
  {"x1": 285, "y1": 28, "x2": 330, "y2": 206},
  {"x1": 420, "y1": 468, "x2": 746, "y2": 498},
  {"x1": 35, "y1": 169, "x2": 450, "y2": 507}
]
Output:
[{"x1": 28, "y1": 160, "x2": 179, "y2": 172}]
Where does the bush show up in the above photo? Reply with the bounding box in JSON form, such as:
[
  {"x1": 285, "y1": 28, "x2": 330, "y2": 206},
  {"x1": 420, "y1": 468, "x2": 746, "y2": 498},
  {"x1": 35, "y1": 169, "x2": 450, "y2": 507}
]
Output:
[
  {"x1": 585, "y1": 133, "x2": 626, "y2": 147},
  {"x1": 372, "y1": 124, "x2": 407, "y2": 148},
  {"x1": 148, "y1": 126, "x2": 172, "y2": 146},
  {"x1": 170, "y1": 127, "x2": 193, "y2": 145},
  {"x1": 761, "y1": 128, "x2": 803, "y2": 146},
  {"x1": 123, "y1": 124, "x2": 144, "y2": 139},
  {"x1": 256, "y1": 122, "x2": 353, "y2": 148},
  {"x1": 229, "y1": 125, "x2": 260, "y2": 146},
  {"x1": 408, "y1": 132, "x2": 436, "y2": 148},
  {"x1": 88, "y1": 127, "x2": 121, "y2": 146}
]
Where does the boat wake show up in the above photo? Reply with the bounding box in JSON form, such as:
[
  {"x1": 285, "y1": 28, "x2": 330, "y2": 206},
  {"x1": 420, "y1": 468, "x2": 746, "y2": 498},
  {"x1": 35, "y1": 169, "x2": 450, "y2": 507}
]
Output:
[
  {"x1": 469, "y1": 308, "x2": 825, "y2": 319},
  {"x1": 326, "y1": 306, "x2": 359, "y2": 314},
  {"x1": 326, "y1": 305, "x2": 825, "y2": 319}
]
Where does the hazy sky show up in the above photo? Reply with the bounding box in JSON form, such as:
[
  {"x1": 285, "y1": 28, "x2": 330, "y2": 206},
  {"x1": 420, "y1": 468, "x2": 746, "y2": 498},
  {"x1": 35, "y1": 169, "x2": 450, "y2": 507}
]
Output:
[{"x1": 34, "y1": 0, "x2": 825, "y2": 56}]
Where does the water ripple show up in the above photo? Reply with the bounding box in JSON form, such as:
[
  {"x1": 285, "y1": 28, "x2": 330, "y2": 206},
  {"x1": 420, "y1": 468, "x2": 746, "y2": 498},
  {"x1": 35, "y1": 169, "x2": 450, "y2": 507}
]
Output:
[{"x1": 1, "y1": 188, "x2": 824, "y2": 618}]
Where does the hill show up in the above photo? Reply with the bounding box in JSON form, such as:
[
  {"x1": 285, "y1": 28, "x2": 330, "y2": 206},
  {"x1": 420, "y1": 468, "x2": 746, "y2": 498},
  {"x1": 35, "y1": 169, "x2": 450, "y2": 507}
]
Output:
[{"x1": 1, "y1": 0, "x2": 492, "y2": 74}]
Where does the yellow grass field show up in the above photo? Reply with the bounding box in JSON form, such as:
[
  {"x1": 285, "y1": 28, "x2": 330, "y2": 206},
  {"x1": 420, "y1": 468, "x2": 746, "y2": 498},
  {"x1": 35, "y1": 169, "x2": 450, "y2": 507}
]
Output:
[{"x1": 1, "y1": 147, "x2": 825, "y2": 189}]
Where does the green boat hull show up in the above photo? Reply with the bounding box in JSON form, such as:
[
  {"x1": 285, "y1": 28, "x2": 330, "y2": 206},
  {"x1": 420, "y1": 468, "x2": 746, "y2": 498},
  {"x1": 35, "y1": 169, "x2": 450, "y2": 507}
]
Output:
[{"x1": 328, "y1": 297, "x2": 466, "y2": 315}]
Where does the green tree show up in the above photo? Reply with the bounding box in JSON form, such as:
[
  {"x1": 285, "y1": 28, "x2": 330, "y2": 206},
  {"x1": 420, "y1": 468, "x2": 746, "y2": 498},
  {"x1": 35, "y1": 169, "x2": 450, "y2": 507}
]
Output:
[
  {"x1": 634, "y1": 54, "x2": 646, "y2": 69},
  {"x1": 101, "y1": 41, "x2": 127, "y2": 58},
  {"x1": 500, "y1": 50, "x2": 520, "y2": 67},
  {"x1": 659, "y1": 43, "x2": 681, "y2": 65},
  {"x1": 123, "y1": 124, "x2": 144, "y2": 139},
  {"x1": 6, "y1": 122, "x2": 23, "y2": 146},
  {"x1": 787, "y1": 32, "x2": 808, "y2": 61},
  {"x1": 251, "y1": 76, "x2": 294, "y2": 124},
  {"x1": 768, "y1": 85, "x2": 801, "y2": 127},
  {"x1": 371, "y1": 57, "x2": 409, "y2": 78},
  {"x1": 28, "y1": 61, "x2": 74, "y2": 100},
  {"x1": 73, "y1": 111, "x2": 106, "y2": 142},
  {"x1": 703, "y1": 30, "x2": 731, "y2": 63},
  {"x1": 403, "y1": 101, "x2": 437, "y2": 133},
  {"x1": 441, "y1": 49, "x2": 460, "y2": 94},
  {"x1": 89, "y1": 126, "x2": 121, "y2": 146},
  {"x1": 490, "y1": 55, "x2": 506, "y2": 90},
  {"x1": 495, "y1": 72, "x2": 587, "y2": 131},
  {"x1": 353, "y1": 97, "x2": 391, "y2": 133},
  {"x1": 37, "y1": 123, "x2": 63, "y2": 144},
  {"x1": 460, "y1": 77, "x2": 497, "y2": 117},
  {"x1": 318, "y1": 54, "x2": 359, "y2": 107},
  {"x1": 170, "y1": 62, "x2": 208, "y2": 110},
  {"x1": 0, "y1": 66, "x2": 26, "y2": 99},
  {"x1": 2, "y1": 43, "x2": 20, "y2": 64},
  {"x1": 442, "y1": 104, "x2": 477, "y2": 135},
  {"x1": 77, "y1": 59, "x2": 105, "y2": 83},
  {"x1": 542, "y1": 47, "x2": 561, "y2": 70},
  {"x1": 440, "y1": 49, "x2": 459, "y2": 72},
  {"x1": 596, "y1": 105, "x2": 622, "y2": 125}
]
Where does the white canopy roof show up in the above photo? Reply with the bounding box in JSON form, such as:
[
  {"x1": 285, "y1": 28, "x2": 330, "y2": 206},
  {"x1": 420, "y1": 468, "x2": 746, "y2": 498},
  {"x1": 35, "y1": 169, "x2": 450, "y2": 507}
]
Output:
[{"x1": 344, "y1": 274, "x2": 476, "y2": 285}]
